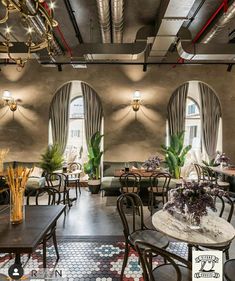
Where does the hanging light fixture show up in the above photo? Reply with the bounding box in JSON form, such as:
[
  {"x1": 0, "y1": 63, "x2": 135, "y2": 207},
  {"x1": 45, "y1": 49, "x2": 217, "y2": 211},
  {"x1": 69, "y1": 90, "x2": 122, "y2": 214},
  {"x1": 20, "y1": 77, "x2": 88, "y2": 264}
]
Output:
[
  {"x1": 2, "y1": 90, "x2": 17, "y2": 111},
  {"x1": 131, "y1": 90, "x2": 141, "y2": 112},
  {"x1": 0, "y1": 0, "x2": 58, "y2": 68}
]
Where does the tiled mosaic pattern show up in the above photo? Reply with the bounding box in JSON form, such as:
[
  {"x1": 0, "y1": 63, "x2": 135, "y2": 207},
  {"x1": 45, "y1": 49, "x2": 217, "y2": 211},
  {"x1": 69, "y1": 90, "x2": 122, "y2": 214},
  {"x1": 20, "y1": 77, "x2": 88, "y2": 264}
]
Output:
[{"x1": 0, "y1": 239, "x2": 188, "y2": 280}]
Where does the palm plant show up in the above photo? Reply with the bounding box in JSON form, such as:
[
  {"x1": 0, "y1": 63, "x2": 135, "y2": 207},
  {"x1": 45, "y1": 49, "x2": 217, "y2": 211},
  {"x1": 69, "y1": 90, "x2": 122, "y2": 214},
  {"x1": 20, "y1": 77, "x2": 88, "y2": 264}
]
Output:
[
  {"x1": 40, "y1": 144, "x2": 64, "y2": 174},
  {"x1": 161, "y1": 132, "x2": 191, "y2": 179},
  {"x1": 84, "y1": 131, "x2": 103, "y2": 180}
]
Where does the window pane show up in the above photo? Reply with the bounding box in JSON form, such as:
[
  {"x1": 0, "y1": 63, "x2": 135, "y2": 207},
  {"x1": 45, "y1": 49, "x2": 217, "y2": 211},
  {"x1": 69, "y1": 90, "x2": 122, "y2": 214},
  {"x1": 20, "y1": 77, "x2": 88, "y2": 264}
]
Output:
[{"x1": 70, "y1": 97, "x2": 84, "y2": 118}]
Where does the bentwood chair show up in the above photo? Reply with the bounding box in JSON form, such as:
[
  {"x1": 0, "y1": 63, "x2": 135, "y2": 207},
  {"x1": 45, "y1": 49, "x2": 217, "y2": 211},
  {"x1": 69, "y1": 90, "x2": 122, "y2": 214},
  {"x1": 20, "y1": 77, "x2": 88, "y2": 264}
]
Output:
[
  {"x1": 119, "y1": 172, "x2": 141, "y2": 194},
  {"x1": 67, "y1": 162, "x2": 82, "y2": 198},
  {"x1": 148, "y1": 172, "x2": 171, "y2": 215},
  {"x1": 117, "y1": 193, "x2": 169, "y2": 280},
  {"x1": 197, "y1": 193, "x2": 234, "y2": 260},
  {"x1": 0, "y1": 188, "x2": 9, "y2": 205},
  {"x1": 46, "y1": 173, "x2": 72, "y2": 207},
  {"x1": 135, "y1": 240, "x2": 192, "y2": 281},
  {"x1": 224, "y1": 259, "x2": 235, "y2": 281},
  {"x1": 26, "y1": 187, "x2": 61, "y2": 267},
  {"x1": 201, "y1": 165, "x2": 230, "y2": 190}
]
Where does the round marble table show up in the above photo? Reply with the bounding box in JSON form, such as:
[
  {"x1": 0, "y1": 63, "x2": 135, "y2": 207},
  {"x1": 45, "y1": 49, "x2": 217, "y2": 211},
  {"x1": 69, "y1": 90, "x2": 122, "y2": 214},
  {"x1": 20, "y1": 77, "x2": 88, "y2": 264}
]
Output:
[{"x1": 152, "y1": 210, "x2": 235, "y2": 260}]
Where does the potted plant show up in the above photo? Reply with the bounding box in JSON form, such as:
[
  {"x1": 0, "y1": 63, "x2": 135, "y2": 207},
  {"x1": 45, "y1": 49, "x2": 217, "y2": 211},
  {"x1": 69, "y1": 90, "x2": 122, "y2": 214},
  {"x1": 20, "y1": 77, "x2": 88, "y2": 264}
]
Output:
[
  {"x1": 84, "y1": 131, "x2": 103, "y2": 194},
  {"x1": 142, "y1": 155, "x2": 162, "y2": 171},
  {"x1": 161, "y1": 132, "x2": 191, "y2": 179},
  {"x1": 40, "y1": 144, "x2": 64, "y2": 174}
]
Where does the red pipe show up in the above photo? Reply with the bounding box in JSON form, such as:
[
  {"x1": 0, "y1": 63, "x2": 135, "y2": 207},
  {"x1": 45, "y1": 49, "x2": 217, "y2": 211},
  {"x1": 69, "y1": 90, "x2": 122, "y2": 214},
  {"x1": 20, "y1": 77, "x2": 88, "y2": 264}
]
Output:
[
  {"x1": 192, "y1": 1, "x2": 226, "y2": 43},
  {"x1": 42, "y1": 1, "x2": 73, "y2": 57}
]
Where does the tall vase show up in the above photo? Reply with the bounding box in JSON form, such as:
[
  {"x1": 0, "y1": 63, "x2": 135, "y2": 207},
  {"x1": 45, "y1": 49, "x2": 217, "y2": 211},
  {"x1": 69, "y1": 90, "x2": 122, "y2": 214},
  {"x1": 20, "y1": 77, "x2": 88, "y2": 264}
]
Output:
[{"x1": 10, "y1": 190, "x2": 25, "y2": 224}]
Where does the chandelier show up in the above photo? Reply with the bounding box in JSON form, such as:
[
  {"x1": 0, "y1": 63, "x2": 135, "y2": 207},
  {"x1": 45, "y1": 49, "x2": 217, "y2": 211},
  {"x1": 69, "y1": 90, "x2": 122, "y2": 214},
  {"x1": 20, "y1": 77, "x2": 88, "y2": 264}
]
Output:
[{"x1": 0, "y1": 0, "x2": 58, "y2": 68}]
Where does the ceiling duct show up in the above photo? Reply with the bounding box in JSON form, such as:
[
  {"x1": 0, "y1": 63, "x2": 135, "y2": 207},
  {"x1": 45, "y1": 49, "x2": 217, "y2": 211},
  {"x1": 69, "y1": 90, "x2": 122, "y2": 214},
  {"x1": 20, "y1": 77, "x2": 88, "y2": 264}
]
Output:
[
  {"x1": 177, "y1": 27, "x2": 235, "y2": 60},
  {"x1": 96, "y1": 0, "x2": 112, "y2": 43},
  {"x1": 202, "y1": 2, "x2": 235, "y2": 43},
  {"x1": 111, "y1": 0, "x2": 124, "y2": 43},
  {"x1": 149, "y1": 0, "x2": 196, "y2": 59}
]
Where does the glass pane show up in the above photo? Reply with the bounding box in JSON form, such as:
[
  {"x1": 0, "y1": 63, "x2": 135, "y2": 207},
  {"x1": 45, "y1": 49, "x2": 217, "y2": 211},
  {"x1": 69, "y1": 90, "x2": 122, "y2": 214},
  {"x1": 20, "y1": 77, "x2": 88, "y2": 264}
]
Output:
[{"x1": 70, "y1": 97, "x2": 84, "y2": 118}]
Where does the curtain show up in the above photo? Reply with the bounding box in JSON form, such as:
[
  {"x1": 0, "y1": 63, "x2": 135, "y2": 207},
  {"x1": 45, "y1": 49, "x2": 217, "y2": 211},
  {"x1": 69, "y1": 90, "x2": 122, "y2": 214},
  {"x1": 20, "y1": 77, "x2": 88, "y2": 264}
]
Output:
[
  {"x1": 81, "y1": 82, "x2": 103, "y2": 144},
  {"x1": 199, "y1": 82, "x2": 221, "y2": 160},
  {"x1": 49, "y1": 83, "x2": 71, "y2": 153},
  {"x1": 167, "y1": 83, "x2": 189, "y2": 137}
]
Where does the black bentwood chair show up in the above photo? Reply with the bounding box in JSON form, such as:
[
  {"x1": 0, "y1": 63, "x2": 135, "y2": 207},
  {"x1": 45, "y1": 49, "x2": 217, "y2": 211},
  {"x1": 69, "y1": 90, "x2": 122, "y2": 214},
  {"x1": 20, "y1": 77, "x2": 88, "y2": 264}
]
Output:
[
  {"x1": 148, "y1": 172, "x2": 171, "y2": 215},
  {"x1": 117, "y1": 193, "x2": 169, "y2": 280},
  {"x1": 135, "y1": 240, "x2": 192, "y2": 281},
  {"x1": 119, "y1": 172, "x2": 141, "y2": 194},
  {"x1": 26, "y1": 187, "x2": 61, "y2": 267},
  {"x1": 224, "y1": 259, "x2": 235, "y2": 281},
  {"x1": 67, "y1": 162, "x2": 82, "y2": 198}
]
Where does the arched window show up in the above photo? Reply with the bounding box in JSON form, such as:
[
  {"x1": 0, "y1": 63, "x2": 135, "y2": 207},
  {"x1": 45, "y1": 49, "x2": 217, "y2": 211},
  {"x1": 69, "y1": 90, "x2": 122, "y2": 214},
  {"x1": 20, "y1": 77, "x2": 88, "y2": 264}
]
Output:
[
  {"x1": 64, "y1": 96, "x2": 87, "y2": 163},
  {"x1": 184, "y1": 98, "x2": 201, "y2": 153}
]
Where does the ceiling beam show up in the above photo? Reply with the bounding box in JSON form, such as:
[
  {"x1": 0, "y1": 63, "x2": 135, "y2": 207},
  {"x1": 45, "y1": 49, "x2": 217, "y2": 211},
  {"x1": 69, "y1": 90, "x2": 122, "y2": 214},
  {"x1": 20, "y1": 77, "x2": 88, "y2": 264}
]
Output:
[{"x1": 63, "y1": 0, "x2": 84, "y2": 44}]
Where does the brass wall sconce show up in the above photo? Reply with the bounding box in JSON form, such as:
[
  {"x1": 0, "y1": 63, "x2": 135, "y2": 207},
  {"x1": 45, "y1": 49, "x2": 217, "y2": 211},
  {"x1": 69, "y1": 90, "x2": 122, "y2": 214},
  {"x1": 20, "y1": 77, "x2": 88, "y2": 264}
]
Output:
[
  {"x1": 131, "y1": 90, "x2": 141, "y2": 112},
  {"x1": 2, "y1": 90, "x2": 17, "y2": 112}
]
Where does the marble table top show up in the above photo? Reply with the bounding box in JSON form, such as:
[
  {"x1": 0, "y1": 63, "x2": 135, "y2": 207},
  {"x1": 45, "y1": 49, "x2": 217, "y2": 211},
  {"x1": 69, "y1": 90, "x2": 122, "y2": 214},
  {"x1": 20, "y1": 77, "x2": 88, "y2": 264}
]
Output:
[
  {"x1": 210, "y1": 166, "x2": 235, "y2": 177},
  {"x1": 152, "y1": 210, "x2": 235, "y2": 247}
]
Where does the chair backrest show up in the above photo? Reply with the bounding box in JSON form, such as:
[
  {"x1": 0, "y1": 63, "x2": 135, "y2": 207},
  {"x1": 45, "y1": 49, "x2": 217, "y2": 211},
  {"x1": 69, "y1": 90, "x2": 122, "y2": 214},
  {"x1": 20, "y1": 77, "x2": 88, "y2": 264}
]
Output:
[
  {"x1": 26, "y1": 187, "x2": 61, "y2": 205},
  {"x1": 194, "y1": 164, "x2": 203, "y2": 183},
  {"x1": 0, "y1": 188, "x2": 9, "y2": 205},
  {"x1": 149, "y1": 172, "x2": 171, "y2": 196},
  {"x1": 117, "y1": 193, "x2": 145, "y2": 239},
  {"x1": 201, "y1": 166, "x2": 217, "y2": 183},
  {"x1": 119, "y1": 172, "x2": 141, "y2": 193},
  {"x1": 68, "y1": 162, "x2": 82, "y2": 172},
  {"x1": 45, "y1": 173, "x2": 64, "y2": 191},
  {"x1": 135, "y1": 240, "x2": 191, "y2": 281},
  {"x1": 215, "y1": 193, "x2": 234, "y2": 223}
]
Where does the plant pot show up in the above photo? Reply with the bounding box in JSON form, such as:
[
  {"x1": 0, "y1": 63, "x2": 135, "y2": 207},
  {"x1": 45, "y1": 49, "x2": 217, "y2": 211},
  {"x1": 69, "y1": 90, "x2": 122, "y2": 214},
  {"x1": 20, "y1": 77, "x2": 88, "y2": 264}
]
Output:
[{"x1": 88, "y1": 179, "x2": 101, "y2": 194}]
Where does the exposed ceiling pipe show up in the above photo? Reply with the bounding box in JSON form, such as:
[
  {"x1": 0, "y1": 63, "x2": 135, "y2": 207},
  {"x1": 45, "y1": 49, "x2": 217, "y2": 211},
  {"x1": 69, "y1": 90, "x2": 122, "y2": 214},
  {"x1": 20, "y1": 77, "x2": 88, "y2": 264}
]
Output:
[
  {"x1": 111, "y1": 0, "x2": 124, "y2": 43},
  {"x1": 201, "y1": 1, "x2": 235, "y2": 43},
  {"x1": 96, "y1": 0, "x2": 112, "y2": 43}
]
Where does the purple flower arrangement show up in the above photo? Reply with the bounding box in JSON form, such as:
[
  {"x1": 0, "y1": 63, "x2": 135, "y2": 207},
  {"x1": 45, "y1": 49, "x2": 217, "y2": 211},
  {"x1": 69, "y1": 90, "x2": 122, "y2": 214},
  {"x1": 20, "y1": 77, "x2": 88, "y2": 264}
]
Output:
[
  {"x1": 164, "y1": 181, "x2": 227, "y2": 225},
  {"x1": 142, "y1": 155, "x2": 162, "y2": 171},
  {"x1": 216, "y1": 153, "x2": 230, "y2": 165}
]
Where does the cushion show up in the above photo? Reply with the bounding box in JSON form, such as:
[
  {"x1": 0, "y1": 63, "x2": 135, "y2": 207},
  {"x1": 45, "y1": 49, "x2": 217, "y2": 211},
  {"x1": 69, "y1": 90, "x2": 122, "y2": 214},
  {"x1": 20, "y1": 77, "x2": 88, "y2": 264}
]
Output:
[
  {"x1": 30, "y1": 166, "x2": 43, "y2": 178},
  {"x1": 26, "y1": 177, "x2": 45, "y2": 189},
  {"x1": 103, "y1": 161, "x2": 137, "y2": 177}
]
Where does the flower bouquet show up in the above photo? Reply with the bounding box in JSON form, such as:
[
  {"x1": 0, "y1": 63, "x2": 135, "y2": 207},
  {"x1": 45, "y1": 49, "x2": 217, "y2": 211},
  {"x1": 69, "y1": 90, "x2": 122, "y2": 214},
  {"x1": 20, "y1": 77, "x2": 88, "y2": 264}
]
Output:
[
  {"x1": 216, "y1": 152, "x2": 230, "y2": 167},
  {"x1": 142, "y1": 155, "x2": 161, "y2": 172},
  {"x1": 164, "y1": 181, "x2": 226, "y2": 228}
]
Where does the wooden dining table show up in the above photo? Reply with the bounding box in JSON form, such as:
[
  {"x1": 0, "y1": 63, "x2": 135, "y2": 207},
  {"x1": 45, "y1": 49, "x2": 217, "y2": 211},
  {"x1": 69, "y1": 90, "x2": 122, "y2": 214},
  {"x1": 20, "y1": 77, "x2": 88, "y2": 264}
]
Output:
[
  {"x1": 0, "y1": 205, "x2": 65, "y2": 267},
  {"x1": 210, "y1": 166, "x2": 235, "y2": 177},
  {"x1": 152, "y1": 210, "x2": 235, "y2": 261}
]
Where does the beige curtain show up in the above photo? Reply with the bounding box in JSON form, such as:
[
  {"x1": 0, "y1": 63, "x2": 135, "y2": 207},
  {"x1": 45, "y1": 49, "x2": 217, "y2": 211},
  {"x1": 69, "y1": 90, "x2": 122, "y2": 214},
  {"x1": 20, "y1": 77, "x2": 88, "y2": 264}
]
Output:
[
  {"x1": 81, "y1": 82, "x2": 103, "y2": 143},
  {"x1": 167, "y1": 83, "x2": 189, "y2": 137},
  {"x1": 49, "y1": 83, "x2": 71, "y2": 153},
  {"x1": 199, "y1": 82, "x2": 221, "y2": 160}
]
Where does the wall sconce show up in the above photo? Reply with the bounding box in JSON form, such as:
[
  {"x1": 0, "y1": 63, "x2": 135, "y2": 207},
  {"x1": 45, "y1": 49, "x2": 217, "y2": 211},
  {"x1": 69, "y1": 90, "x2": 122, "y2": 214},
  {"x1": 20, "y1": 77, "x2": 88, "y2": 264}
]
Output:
[
  {"x1": 131, "y1": 90, "x2": 141, "y2": 112},
  {"x1": 2, "y1": 90, "x2": 17, "y2": 112}
]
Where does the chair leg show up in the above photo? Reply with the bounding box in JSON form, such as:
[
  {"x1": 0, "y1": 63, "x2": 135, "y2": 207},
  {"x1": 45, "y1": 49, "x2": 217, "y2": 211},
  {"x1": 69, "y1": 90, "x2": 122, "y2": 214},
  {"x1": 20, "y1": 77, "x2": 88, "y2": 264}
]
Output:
[
  {"x1": 225, "y1": 249, "x2": 230, "y2": 261},
  {"x1": 78, "y1": 181, "x2": 81, "y2": 195},
  {"x1": 52, "y1": 230, "x2": 60, "y2": 261},
  {"x1": 120, "y1": 243, "x2": 129, "y2": 280},
  {"x1": 43, "y1": 238, "x2": 47, "y2": 268}
]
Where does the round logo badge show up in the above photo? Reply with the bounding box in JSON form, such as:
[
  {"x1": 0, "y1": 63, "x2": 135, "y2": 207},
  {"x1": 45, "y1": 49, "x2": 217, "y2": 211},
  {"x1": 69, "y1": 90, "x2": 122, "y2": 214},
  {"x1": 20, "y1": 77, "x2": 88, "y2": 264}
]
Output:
[{"x1": 8, "y1": 263, "x2": 24, "y2": 280}]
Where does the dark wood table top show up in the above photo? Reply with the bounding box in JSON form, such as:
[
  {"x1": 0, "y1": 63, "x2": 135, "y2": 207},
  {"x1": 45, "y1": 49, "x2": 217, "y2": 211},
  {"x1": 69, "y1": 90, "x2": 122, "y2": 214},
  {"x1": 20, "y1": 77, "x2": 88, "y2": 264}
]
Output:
[{"x1": 0, "y1": 205, "x2": 65, "y2": 253}]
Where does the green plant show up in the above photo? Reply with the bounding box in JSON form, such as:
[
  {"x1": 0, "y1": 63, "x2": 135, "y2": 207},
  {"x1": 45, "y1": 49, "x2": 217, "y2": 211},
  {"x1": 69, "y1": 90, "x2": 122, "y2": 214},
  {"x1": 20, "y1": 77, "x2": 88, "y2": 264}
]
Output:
[
  {"x1": 161, "y1": 132, "x2": 191, "y2": 179},
  {"x1": 84, "y1": 132, "x2": 103, "y2": 180},
  {"x1": 40, "y1": 144, "x2": 64, "y2": 174},
  {"x1": 202, "y1": 158, "x2": 219, "y2": 167}
]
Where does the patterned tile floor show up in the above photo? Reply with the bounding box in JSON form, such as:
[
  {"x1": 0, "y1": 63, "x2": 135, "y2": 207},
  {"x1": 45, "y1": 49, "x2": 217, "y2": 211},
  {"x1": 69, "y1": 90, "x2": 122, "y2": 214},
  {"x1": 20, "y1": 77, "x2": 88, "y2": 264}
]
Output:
[{"x1": 0, "y1": 238, "x2": 188, "y2": 281}]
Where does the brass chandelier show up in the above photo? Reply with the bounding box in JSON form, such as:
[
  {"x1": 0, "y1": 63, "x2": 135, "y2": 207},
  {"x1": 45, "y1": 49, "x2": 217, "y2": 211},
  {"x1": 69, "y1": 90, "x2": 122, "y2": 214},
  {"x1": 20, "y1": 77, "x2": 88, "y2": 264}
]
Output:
[{"x1": 0, "y1": 0, "x2": 58, "y2": 67}]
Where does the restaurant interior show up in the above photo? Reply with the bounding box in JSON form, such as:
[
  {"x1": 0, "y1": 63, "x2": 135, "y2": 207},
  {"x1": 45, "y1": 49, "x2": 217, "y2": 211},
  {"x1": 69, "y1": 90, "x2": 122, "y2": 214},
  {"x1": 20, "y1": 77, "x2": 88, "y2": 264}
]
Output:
[{"x1": 0, "y1": 0, "x2": 235, "y2": 280}]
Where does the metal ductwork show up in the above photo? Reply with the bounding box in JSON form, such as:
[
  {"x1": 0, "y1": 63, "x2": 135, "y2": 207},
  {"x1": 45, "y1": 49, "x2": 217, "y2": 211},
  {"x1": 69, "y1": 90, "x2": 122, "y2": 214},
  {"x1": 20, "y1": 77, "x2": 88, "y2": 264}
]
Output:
[
  {"x1": 96, "y1": 0, "x2": 112, "y2": 43},
  {"x1": 111, "y1": 0, "x2": 124, "y2": 43},
  {"x1": 177, "y1": 27, "x2": 235, "y2": 60},
  {"x1": 202, "y1": 2, "x2": 235, "y2": 43},
  {"x1": 149, "y1": 0, "x2": 196, "y2": 59}
]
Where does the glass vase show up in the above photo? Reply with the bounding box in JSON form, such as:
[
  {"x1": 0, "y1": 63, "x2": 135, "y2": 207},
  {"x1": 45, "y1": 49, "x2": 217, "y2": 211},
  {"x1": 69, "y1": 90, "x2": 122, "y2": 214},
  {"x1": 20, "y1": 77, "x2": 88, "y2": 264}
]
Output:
[
  {"x1": 10, "y1": 190, "x2": 25, "y2": 224},
  {"x1": 187, "y1": 213, "x2": 201, "y2": 230}
]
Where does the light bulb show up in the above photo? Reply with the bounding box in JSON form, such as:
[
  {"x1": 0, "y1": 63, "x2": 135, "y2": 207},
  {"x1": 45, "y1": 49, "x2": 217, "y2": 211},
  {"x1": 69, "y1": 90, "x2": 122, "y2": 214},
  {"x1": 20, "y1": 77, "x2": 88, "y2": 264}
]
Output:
[{"x1": 133, "y1": 90, "x2": 141, "y2": 101}]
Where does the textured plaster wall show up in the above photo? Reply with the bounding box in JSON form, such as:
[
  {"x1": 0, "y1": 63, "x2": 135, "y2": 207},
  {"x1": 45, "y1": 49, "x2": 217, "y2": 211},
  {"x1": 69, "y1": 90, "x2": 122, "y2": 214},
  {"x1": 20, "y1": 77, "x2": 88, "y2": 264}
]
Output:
[{"x1": 0, "y1": 62, "x2": 235, "y2": 162}]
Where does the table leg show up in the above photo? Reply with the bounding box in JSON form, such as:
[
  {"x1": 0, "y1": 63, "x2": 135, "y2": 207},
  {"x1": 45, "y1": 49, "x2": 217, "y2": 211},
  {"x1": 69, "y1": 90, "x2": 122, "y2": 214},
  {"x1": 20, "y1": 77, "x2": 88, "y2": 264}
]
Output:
[
  {"x1": 188, "y1": 244, "x2": 193, "y2": 262},
  {"x1": 15, "y1": 253, "x2": 21, "y2": 265},
  {"x1": 43, "y1": 238, "x2": 47, "y2": 268}
]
